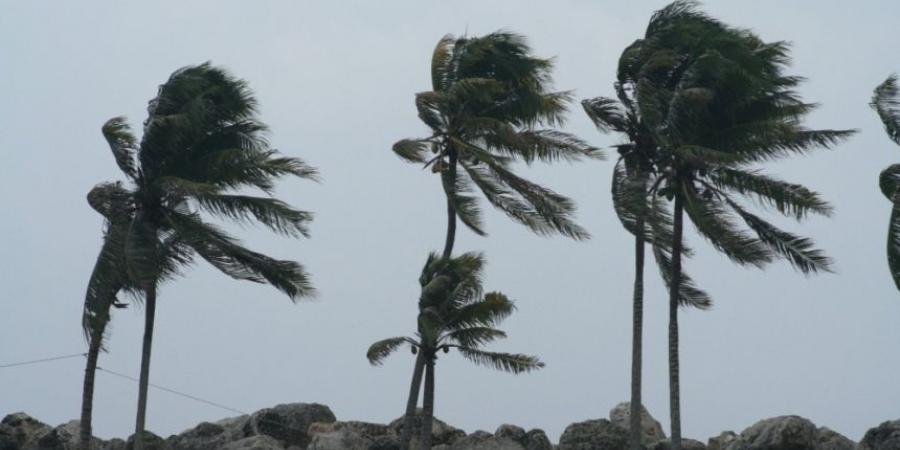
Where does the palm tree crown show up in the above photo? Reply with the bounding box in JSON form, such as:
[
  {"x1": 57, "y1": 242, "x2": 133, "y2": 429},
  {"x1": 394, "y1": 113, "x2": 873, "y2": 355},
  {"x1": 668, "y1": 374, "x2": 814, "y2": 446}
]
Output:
[
  {"x1": 871, "y1": 74, "x2": 900, "y2": 290},
  {"x1": 393, "y1": 31, "x2": 602, "y2": 244}
]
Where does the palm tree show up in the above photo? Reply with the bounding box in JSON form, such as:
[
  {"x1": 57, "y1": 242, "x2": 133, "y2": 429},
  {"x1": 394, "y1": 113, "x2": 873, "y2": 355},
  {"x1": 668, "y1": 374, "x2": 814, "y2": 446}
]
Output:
[
  {"x1": 582, "y1": 76, "x2": 710, "y2": 450},
  {"x1": 391, "y1": 31, "x2": 600, "y2": 449},
  {"x1": 871, "y1": 75, "x2": 900, "y2": 289},
  {"x1": 624, "y1": 2, "x2": 854, "y2": 448},
  {"x1": 367, "y1": 252, "x2": 543, "y2": 450},
  {"x1": 85, "y1": 63, "x2": 317, "y2": 450}
]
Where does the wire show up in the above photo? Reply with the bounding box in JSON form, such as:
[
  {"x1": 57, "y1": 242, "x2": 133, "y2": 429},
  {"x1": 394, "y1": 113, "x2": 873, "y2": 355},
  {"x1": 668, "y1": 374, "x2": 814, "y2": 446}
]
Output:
[
  {"x1": 0, "y1": 353, "x2": 87, "y2": 368},
  {"x1": 95, "y1": 366, "x2": 248, "y2": 416}
]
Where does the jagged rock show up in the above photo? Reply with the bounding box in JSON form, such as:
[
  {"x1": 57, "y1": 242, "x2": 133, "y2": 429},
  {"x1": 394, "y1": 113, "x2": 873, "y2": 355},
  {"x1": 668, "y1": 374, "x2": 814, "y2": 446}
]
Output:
[
  {"x1": 368, "y1": 434, "x2": 400, "y2": 450},
  {"x1": 558, "y1": 419, "x2": 628, "y2": 450},
  {"x1": 707, "y1": 431, "x2": 737, "y2": 450},
  {"x1": 1, "y1": 413, "x2": 52, "y2": 449},
  {"x1": 648, "y1": 438, "x2": 706, "y2": 450},
  {"x1": 495, "y1": 425, "x2": 526, "y2": 443},
  {"x1": 219, "y1": 435, "x2": 284, "y2": 450},
  {"x1": 167, "y1": 416, "x2": 250, "y2": 450},
  {"x1": 609, "y1": 403, "x2": 666, "y2": 445},
  {"x1": 447, "y1": 430, "x2": 523, "y2": 450},
  {"x1": 105, "y1": 439, "x2": 127, "y2": 450},
  {"x1": 125, "y1": 431, "x2": 169, "y2": 450},
  {"x1": 522, "y1": 430, "x2": 552, "y2": 450},
  {"x1": 307, "y1": 428, "x2": 371, "y2": 450},
  {"x1": 243, "y1": 403, "x2": 335, "y2": 448},
  {"x1": 860, "y1": 420, "x2": 900, "y2": 450},
  {"x1": 726, "y1": 416, "x2": 817, "y2": 450},
  {"x1": 389, "y1": 412, "x2": 465, "y2": 448},
  {"x1": 815, "y1": 427, "x2": 855, "y2": 450}
]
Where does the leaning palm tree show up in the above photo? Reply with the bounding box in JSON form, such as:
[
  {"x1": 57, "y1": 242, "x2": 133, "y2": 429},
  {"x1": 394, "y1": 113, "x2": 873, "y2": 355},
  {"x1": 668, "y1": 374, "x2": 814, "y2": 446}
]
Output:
[
  {"x1": 624, "y1": 2, "x2": 855, "y2": 448},
  {"x1": 367, "y1": 252, "x2": 543, "y2": 450},
  {"x1": 86, "y1": 63, "x2": 317, "y2": 450},
  {"x1": 871, "y1": 75, "x2": 900, "y2": 289},
  {"x1": 582, "y1": 76, "x2": 710, "y2": 450},
  {"x1": 391, "y1": 31, "x2": 599, "y2": 449}
]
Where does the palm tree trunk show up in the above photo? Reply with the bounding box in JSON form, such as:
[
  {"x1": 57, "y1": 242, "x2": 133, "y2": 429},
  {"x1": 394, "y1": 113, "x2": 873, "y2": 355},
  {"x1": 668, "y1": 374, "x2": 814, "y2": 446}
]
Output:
[
  {"x1": 399, "y1": 352, "x2": 426, "y2": 450},
  {"x1": 441, "y1": 150, "x2": 458, "y2": 259},
  {"x1": 79, "y1": 332, "x2": 103, "y2": 450},
  {"x1": 134, "y1": 283, "x2": 157, "y2": 450},
  {"x1": 630, "y1": 226, "x2": 645, "y2": 450},
  {"x1": 420, "y1": 357, "x2": 435, "y2": 450},
  {"x1": 668, "y1": 196, "x2": 684, "y2": 450}
]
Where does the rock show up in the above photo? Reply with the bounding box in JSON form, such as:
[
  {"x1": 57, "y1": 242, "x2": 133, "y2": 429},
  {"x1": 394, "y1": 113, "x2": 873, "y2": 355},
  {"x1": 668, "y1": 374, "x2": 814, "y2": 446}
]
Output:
[
  {"x1": 649, "y1": 438, "x2": 706, "y2": 450},
  {"x1": 389, "y1": 412, "x2": 465, "y2": 448},
  {"x1": 307, "y1": 428, "x2": 371, "y2": 450},
  {"x1": 368, "y1": 434, "x2": 400, "y2": 450},
  {"x1": 495, "y1": 425, "x2": 526, "y2": 443},
  {"x1": 609, "y1": 403, "x2": 666, "y2": 445},
  {"x1": 167, "y1": 416, "x2": 250, "y2": 450},
  {"x1": 522, "y1": 430, "x2": 552, "y2": 450},
  {"x1": 860, "y1": 420, "x2": 900, "y2": 450},
  {"x1": 125, "y1": 431, "x2": 169, "y2": 450},
  {"x1": 220, "y1": 435, "x2": 284, "y2": 450},
  {"x1": 1, "y1": 413, "x2": 51, "y2": 449},
  {"x1": 707, "y1": 431, "x2": 737, "y2": 450},
  {"x1": 727, "y1": 416, "x2": 817, "y2": 450},
  {"x1": 815, "y1": 427, "x2": 855, "y2": 450},
  {"x1": 446, "y1": 431, "x2": 522, "y2": 450},
  {"x1": 104, "y1": 439, "x2": 127, "y2": 450},
  {"x1": 243, "y1": 403, "x2": 335, "y2": 448},
  {"x1": 558, "y1": 419, "x2": 628, "y2": 450}
]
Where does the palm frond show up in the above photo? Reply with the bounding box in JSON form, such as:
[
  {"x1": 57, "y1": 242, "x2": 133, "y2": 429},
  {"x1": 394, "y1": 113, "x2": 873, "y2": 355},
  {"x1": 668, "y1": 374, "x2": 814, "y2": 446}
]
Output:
[
  {"x1": 393, "y1": 139, "x2": 432, "y2": 163},
  {"x1": 442, "y1": 169, "x2": 486, "y2": 236},
  {"x1": 581, "y1": 97, "x2": 630, "y2": 134},
  {"x1": 887, "y1": 199, "x2": 900, "y2": 290},
  {"x1": 871, "y1": 75, "x2": 900, "y2": 145},
  {"x1": 195, "y1": 194, "x2": 313, "y2": 238},
  {"x1": 652, "y1": 244, "x2": 712, "y2": 309},
  {"x1": 101, "y1": 117, "x2": 139, "y2": 179},
  {"x1": 367, "y1": 337, "x2": 415, "y2": 366},
  {"x1": 457, "y1": 348, "x2": 544, "y2": 374},
  {"x1": 681, "y1": 188, "x2": 771, "y2": 267},
  {"x1": 448, "y1": 292, "x2": 516, "y2": 328},
  {"x1": 708, "y1": 168, "x2": 832, "y2": 219},
  {"x1": 443, "y1": 327, "x2": 506, "y2": 347},
  {"x1": 879, "y1": 164, "x2": 900, "y2": 200}
]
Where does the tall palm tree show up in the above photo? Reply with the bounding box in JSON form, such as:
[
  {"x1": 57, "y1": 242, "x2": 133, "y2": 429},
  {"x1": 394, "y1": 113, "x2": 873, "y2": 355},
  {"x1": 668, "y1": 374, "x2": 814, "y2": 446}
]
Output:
[
  {"x1": 624, "y1": 2, "x2": 854, "y2": 448},
  {"x1": 871, "y1": 75, "x2": 900, "y2": 289},
  {"x1": 367, "y1": 252, "x2": 543, "y2": 450},
  {"x1": 391, "y1": 31, "x2": 600, "y2": 449},
  {"x1": 85, "y1": 63, "x2": 317, "y2": 450},
  {"x1": 582, "y1": 78, "x2": 710, "y2": 450}
]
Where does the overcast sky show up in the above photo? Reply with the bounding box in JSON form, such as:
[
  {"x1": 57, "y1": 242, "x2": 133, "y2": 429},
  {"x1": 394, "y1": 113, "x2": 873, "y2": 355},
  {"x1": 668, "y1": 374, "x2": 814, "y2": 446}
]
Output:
[{"x1": 2, "y1": 0, "x2": 899, "y2": 444}]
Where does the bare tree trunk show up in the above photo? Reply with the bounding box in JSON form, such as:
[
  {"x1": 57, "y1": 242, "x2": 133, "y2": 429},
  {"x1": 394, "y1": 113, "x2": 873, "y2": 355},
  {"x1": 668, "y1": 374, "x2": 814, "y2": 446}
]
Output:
[
  {"x1": 441, "y1": 150, "x2": 458, "y2": 259},
  {"x1": 134, "y1": 283, "x2": 157, "y2": 450},
  {"x1": 79, "y1": 332, "x2": 103, "y2": 450},
  {"x1": 399, "y1": 352, "x2": 426, "y2": 450},
  {"x1": 420, "y1": 357, "x2": 435, "y2": 450},
  {"x1": 668, "y1": 197, "x2": 684, "y2": 450},
  {"x1": 630, "y1": 227, "x2": 645, "y2": 450}
]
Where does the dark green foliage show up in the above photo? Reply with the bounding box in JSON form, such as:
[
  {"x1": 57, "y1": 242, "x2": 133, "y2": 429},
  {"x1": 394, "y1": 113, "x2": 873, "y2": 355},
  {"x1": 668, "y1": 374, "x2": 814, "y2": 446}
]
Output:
[
  {"x1": 872, "y1": 75, "x2": 900, "y2": 289},
  {"x1": 394, "y1": 32, "x2": 602, "y2": 240}
]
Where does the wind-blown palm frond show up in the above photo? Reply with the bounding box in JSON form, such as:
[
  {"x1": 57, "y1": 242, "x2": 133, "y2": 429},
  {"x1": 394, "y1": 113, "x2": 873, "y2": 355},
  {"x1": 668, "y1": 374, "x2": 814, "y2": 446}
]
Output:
[
  {"x1": 872, "y1": 75, "x2": 900, "y2": 145},
  {"x1": 102, "y1": 117, "x2": 138, "y2": 180},
  {"x1": 367, "y1": 337, "x2": 416, "y2": 366},
  {"x1": 456, "y1": 348, "x2": 544, "y2": 374}
]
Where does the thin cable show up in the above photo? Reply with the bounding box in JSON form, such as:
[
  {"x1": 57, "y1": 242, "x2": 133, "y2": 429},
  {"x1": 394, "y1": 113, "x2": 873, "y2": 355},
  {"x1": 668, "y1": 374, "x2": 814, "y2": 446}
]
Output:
[
  {"x1": 95, "y1": 366, "x2": 248, "y2": 416},
  {"x1": 0, "y1": 353, "x2": 87, "y2": 369}
]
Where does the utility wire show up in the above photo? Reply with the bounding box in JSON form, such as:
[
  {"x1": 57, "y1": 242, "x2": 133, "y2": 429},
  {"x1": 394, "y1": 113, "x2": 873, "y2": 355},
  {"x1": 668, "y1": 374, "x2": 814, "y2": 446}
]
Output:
[
  {"x1": 0, "y1": 353, "x2": 86, "y2": 368},
  {"x1": 95, "y1": 366, "x2": 248, "y2": 416}
]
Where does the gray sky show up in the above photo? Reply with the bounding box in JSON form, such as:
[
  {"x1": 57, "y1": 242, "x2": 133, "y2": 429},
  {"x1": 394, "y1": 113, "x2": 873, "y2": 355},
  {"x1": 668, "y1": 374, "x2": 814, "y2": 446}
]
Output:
[{"x1": 1, "y1": 0, "x2": 899, "y2": 443}]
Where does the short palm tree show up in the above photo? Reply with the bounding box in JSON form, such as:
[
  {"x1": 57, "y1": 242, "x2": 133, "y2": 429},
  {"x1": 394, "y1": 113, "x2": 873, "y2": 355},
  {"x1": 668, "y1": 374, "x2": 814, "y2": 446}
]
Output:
[
  {"x1": 367, "y1": 252, "x2": 543, "y2": 450},
  {"x1": 391, "y1": 31, "x2": 599, "y2": 449},
  {"x1": 624, "y1": 2, "x2": 854, "y2": 448},
  {"x1": 84, "y1": 63, "x2": 317, "y2": 450},
  {"x1": 871, "y1": 75, "x2": 900, "y2": 289}
]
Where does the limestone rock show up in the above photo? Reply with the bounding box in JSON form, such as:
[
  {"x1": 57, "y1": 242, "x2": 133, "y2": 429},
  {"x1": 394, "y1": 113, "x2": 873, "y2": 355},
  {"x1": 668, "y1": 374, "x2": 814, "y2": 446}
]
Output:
[
  {"x1": 389, "y1": 412, "x2": 465, "y2": 448},
  {"x1": 609, "y1": 403, "x2": 666, "y2": 445},
  {"x1": 495, "y1": 425, "x2": 526, "y2": 443},
  {"x1": 447, "y1": 430, "x2": 523, "y2": 450},
  {"x1": 726, "y1": 416, "x2": 817, "y2": 450},
  {"x1": 860, "y1": 420, "x2": 900, "y2": 450},
  {"x1": 815, "y1": 427, "x2": 855, "y2": 450},
  {"x1": 220, "y1": 435, "x2": 284, "y2": 450},
  {"x1": 522, "y1": 429, "x2": 552, "y2": 450},
  {"x1": 707, "y1": 431, "x2": 737, "y2": 450},
  {"x1": 1, "y1": 413, "x2": 51, "y2": 449},
  {"x1": 558, "y1": 419, "x2": 628, "y2": 450},
  {"x1": 243, "y1": 403, "x2": 335, "y2": 448},
  {"x1": 125, "y1": 431, "x2": 169, "y2": 450},
  {"x1": 649, "y1": 438, "x2": 707, "y2": 450}
]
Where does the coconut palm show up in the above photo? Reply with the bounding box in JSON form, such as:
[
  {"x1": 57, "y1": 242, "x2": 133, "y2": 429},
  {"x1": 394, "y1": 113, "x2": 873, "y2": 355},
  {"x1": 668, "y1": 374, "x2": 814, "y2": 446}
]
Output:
[
  {"x1": 623, "y1": 2, "x2": 854, "y2": 448},
  {"x1": 582, "y1": 77, "x2": 710, "y2": 450},
  {"x1": 367, "y1": 252, "x2": 543, "y2": 450},
  {"x1": 85, "y1": 63, "x2": 317, "y2": 450},
  {"x1": 391, "y1": 31, "x2": 599, "y2": 449},
  {"x1": 871, "y1": 75, "x2": 900, "y2": 289}
]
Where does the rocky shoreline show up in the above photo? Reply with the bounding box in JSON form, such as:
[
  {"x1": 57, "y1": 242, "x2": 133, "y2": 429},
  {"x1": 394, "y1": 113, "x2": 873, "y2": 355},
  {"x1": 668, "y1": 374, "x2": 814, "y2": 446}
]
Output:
[{"x1": 2, "y1": 402, "x2": 898, "y2": 450}]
